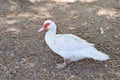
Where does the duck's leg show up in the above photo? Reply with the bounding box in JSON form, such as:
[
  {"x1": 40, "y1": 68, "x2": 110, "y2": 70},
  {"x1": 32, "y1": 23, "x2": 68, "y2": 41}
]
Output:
[{"x1": 56, "y1": 59, "x2": 71, "y2": 69}]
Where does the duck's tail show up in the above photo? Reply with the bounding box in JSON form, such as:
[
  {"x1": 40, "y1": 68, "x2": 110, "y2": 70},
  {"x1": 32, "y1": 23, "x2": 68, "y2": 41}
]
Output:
[
  {"x1": 86, "y1": 47, "x2": 110, "y2": 61},
  {"x1": 92, "y1": 51, "x2": 109, "y2": 61}
]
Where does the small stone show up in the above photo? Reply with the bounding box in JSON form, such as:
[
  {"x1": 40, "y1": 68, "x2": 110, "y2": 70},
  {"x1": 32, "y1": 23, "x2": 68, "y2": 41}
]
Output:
[
  {"x1": 0, "y1": 51, "x2": 3, "y2": 54},
  {"x1": 87, "y1": 74, "x2": 94, "y2": 78},
  {"x1": 10, "y1": 53, "x2": 15, "y2": 56},
  {"x1": 1, "y1": 65, "x2": 7, "y2": 70},
  {"x1": 104, "y1": 64, "x2": 108, "y2": 68}
]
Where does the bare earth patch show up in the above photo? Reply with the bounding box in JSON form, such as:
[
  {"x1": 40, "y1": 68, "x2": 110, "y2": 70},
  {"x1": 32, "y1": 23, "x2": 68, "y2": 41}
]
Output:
[{"x1": 0, "y1": 0, "x2": 120, "y2": 80}]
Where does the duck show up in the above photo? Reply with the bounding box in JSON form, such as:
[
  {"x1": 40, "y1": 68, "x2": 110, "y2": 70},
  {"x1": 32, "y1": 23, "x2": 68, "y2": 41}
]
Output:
[{"x1": 38, "y1": 20, "x2": 110, "y2": 69}]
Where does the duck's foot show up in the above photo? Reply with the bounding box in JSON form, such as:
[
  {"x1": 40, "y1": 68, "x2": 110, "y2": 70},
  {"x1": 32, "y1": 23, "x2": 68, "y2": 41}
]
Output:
[
  {"x1": 56, "y1": 63, "x2": 66, "y2": 69},
  {"x1": 56, "y1": 59, "x2": 71, "y2": 69}
]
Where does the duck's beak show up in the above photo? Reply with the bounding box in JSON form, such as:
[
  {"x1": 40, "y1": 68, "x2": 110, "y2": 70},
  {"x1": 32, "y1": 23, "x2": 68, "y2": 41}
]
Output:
[{"x1": 38, "y1": 27, "x2": 45, "y2": 32}]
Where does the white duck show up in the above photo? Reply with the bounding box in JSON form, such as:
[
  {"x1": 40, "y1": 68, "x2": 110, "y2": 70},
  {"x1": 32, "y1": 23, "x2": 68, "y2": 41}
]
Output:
[{"x1": 38, "y1": 20, "x2": 110, "y2": 69}]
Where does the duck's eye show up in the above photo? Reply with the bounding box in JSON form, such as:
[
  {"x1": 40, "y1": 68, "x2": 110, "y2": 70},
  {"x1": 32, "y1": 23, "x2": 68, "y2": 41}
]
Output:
[{"x1": 43, "y1": 23, "x2": 50, "y2": 29}]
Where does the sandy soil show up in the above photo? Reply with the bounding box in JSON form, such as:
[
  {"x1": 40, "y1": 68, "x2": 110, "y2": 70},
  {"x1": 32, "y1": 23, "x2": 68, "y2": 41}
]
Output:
[{"x1": 0, "y1": 0, "x2": 120, "y2": 80}]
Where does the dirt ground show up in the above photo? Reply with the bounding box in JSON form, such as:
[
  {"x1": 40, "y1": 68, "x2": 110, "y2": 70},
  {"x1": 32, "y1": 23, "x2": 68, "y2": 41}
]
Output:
[{"x1": 0, "y1": 0, "x2": 120, "y2": 80}]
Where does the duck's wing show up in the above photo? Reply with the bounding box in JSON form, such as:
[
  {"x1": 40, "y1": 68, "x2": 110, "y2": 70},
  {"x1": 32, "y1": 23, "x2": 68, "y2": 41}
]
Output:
[{"x1": 53, "y1": 34, "x2": 94, "y2": 51}]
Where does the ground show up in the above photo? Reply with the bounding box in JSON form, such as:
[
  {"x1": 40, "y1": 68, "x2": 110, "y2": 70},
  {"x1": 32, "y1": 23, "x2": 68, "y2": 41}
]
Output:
[{"x1": 0, "y1": 0, "x2": 120, "y2": 80}]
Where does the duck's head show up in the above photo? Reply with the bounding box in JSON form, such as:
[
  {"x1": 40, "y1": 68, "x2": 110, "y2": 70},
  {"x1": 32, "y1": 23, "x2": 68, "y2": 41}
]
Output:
[{"x1": 38, "y1": 20, "x2": 56, "y2": 32}]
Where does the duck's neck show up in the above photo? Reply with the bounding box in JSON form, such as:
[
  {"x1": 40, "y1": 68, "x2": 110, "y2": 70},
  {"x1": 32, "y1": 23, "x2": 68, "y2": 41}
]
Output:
[
  {"x1": 45, "y1": 26, "x2": 56, "y2": 46},
  {"x1": 45, "y1": 25, "x2": 57, "y2": 38},
  {"x1": 46, "y1": 29, "x2": 56, "y2": 37}
]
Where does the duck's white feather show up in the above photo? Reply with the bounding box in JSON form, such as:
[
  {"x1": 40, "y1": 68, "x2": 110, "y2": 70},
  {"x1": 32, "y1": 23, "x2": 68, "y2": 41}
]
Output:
[
  {"x1": 48, "y1": 34, "x2": 109, "y2": 61},
  {"x1": 41, "y1": 20, "x2": 110, "y2": 62},
  {"x1": 53, "y1": 34, "x2": 94, "y2": 51}
]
